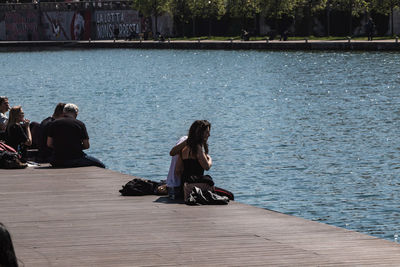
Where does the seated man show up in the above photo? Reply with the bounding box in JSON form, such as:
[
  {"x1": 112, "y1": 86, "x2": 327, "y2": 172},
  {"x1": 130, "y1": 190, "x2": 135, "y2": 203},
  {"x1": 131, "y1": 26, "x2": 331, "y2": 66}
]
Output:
[{"x1": 47, "y1": 103, "x2": 105, "y2": 168}]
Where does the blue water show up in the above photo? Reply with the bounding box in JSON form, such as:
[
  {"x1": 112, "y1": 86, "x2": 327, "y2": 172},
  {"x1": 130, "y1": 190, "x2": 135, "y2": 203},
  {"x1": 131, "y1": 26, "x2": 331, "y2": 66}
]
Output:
[{"x1": 2, "y1": 49, "x2": 400, "y2": 242}]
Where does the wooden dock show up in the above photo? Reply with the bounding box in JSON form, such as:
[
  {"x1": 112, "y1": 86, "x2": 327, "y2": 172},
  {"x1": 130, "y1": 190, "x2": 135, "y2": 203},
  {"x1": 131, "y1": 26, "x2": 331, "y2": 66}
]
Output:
[{"x1": 2, "y1": 166, "x2": 400, "y2": 266}]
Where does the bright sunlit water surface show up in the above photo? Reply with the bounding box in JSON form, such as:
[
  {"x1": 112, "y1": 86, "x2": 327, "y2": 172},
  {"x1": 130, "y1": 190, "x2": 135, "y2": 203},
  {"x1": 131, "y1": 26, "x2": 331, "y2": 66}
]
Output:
[{"x1": 2, "y1": 49, "x2": 400, "y2": 242}]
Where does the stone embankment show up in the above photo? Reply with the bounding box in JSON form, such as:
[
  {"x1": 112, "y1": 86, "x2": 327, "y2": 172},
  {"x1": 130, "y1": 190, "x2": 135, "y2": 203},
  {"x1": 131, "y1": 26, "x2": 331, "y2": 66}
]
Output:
[{"x1": 1, "y1": 39, "x2": 400, "y2": 51}]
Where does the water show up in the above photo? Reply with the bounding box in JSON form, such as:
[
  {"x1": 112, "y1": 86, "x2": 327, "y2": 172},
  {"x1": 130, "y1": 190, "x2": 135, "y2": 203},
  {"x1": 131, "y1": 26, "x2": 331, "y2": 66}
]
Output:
[{"x1": 2, "y1": 49, "x2": 400, "y2": 242}]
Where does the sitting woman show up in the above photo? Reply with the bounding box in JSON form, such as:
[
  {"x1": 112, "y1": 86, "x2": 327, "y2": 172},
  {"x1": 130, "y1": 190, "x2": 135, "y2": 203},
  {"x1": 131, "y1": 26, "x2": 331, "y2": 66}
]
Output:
[
  {"x1": 5, "y1": 106, "x2": 32, "y2": 161},
  {"x1": 175, "y1": 120, "x2": 213, "y2": 199}
]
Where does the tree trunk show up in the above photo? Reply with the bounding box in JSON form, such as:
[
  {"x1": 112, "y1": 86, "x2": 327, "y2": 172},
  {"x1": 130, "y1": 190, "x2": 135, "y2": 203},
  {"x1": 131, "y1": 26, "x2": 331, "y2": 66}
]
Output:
[
  {"x1": 326, "y1": 1, "x2": 330, "y2": 37},
  {"x1": 192, "y1": 17, "x2": 196, "y2": 37},
  {"x1": 348, "y1": 1, "x2": 353, "y2": 36},
  {"x1": 254, "y1": 14, "x2": 258, "y2": 36},
  {"x1": 155, "y1": 15, "x2": 158, "y2": 36},
  {"x1": 208, "y1": 18, "x2": 212, "y2": 37},
  {"x1": 307, "y1": 1, "x2": 312, "y2": 36},
  {"x1": 391, "y1": 5, "x2": 394, "y2": 36},
  {"x1": 274, "y1": 0, "x2": 279, "y2": 31}
]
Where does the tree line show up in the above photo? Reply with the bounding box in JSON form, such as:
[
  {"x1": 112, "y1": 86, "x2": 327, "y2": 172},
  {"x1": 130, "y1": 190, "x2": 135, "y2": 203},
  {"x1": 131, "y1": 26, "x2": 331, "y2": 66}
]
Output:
[{"x1": 131, "y1": 0, "x2": 399, "y2": 37}]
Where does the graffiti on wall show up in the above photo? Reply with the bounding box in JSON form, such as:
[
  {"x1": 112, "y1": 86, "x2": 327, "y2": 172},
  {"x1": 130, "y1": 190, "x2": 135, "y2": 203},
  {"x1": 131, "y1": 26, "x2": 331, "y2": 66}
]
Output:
[
  {"x1": 95, "y1": 10, "x2": 140, "y2": 39},
  {"x1": 42, "y1": 11, "x2": 91, "y2": 41},
  {"x1": 0, "y1": 9, "x2": 144, "y2": 41},
  {"x1": 5, "y1": 11, "x2": 39, "y2": 41}
]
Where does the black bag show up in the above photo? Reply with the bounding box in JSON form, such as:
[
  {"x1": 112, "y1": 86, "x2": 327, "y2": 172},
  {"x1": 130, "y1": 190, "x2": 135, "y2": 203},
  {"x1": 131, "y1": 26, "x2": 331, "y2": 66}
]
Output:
[
  {"x1": 0, "y1": 151, "x2": 27, "y2": 169},
  {"x1": 186, "y1": 186, "x2": 229, "y2": 205},
  {"x1": 119, "y1": 178, "x2": 161, "y2": 196}
]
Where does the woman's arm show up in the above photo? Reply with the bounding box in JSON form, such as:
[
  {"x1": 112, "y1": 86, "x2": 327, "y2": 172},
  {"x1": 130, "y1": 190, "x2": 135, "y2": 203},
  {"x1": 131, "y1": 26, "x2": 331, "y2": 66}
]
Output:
[
  {"x1": 169, "y1": 139, "x2": 187, "y2": 156},
  {"x1": 197, "y1": 144, "x2": 212, "y2": 170}
]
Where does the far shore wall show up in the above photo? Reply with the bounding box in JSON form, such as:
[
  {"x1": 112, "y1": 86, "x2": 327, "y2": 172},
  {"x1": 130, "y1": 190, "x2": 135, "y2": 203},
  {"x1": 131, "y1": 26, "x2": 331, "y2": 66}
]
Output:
[{"x1": 0, "y1": 4, "x2": 172, "y2": 41}]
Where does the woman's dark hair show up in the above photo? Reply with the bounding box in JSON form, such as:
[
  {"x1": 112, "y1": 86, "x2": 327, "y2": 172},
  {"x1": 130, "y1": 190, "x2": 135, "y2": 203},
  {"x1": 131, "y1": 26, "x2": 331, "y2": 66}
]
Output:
[
  {"x1": 0, "y1": 223, "x2": 18, "y2": 267},
  {"x1": 52, "y1": 102, "x2": 66, "y2": 118},
  {"x1": 0, "y1": 96, "x2": 8, "y2": 106},
  {"x1": 187, "y1": 120, "x2": 211, "y2": 156}
]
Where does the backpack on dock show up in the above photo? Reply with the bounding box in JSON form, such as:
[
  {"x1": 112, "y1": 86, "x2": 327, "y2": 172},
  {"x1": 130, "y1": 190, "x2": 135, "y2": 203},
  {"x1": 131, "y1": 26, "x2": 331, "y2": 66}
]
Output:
[
  {"x1": 0, "y1": 151, "x2": 27, "y2": 169},
  {"x1": 0, "y1": 142, "x2": 27, "y2": 169},
  {"x1": 119, "y1": 178, "x2": 166, "y2": 196}
]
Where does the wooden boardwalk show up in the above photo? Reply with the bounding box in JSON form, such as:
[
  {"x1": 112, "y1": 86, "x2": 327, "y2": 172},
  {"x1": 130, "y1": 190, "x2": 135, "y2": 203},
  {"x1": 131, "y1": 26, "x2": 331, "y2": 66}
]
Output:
[{"x1": 2, "y1": 166, "x2": 400, "y2": 266}]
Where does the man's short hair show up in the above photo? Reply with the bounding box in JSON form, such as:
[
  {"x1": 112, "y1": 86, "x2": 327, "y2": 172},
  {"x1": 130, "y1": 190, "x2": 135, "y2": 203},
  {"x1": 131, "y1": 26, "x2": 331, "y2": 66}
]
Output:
[
  {"x1": 63, "y1": 103, "x2": 79, "y2": 115},
  {"x1": 0, "y1": 96, "x2": 8, "y2": 105}
]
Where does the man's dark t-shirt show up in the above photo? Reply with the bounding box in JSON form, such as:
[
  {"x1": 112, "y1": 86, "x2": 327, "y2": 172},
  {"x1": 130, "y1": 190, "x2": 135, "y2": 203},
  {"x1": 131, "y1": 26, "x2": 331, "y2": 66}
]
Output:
[
  {"x1": 38, "y1": 116, "x2": 54, "y2": 159},
  {"x1": 6, "y1": 124, "x2": 28, "y2": 151},
  {"x1": 47, "y1": 117, "x2": 89, "y2": 161}
]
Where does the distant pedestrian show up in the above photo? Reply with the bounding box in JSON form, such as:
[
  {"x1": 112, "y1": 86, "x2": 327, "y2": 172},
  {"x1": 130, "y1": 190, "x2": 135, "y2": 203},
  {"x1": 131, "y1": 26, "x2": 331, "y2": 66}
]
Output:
[
  {"x1": 241, "y1": 29, "x2": 249, "y2": 41},
  {"x1": 366, "y1": 17, "x2": 375, "y2": 41},
  {"x1": 113, "y1": 24, "x2": 120, "y2": 40}
]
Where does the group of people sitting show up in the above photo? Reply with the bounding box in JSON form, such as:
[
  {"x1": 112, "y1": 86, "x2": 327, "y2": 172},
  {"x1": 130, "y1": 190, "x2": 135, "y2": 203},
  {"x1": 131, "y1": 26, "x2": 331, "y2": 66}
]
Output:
[
  {"x1": 0, "y1": 96, "x2": 105, "y2": 168},
  {"x1": 1, "y1": 95, "x2": 226, "y2": 200}
]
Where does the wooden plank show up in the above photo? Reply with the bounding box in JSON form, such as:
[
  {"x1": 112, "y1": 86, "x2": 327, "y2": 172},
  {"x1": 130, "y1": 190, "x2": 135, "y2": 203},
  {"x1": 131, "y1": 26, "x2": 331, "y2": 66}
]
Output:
[{"x1": 1, "y1": 166, "x2": 400, "y2": 266}]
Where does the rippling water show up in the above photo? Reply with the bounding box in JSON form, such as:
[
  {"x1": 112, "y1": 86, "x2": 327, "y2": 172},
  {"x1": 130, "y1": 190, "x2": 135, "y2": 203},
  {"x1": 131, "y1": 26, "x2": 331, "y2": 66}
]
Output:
[{"x1": 2, "y1": 49, "x2": 400, "y2": 241}]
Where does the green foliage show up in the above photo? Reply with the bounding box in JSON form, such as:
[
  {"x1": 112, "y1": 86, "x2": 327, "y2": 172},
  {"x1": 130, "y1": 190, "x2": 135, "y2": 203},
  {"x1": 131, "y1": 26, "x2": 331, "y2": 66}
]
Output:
[
  {"x1": 187, "y1": 0, "x2": 226, "y2": 19},
  {"x1": 186, "y1": 0, "x2": 205, "y2": 18},
  {"x1": 227, "y1": 0, "x2": 262, "y2": 19},
  {"x1": 128, "y1": 0, "x2": 395, "y2": 37},
  {"x1": 169, "y1": 0, "x2": 191, "y2": 22},
  {"x1": 330, "y1": 0, "x2": 369, "y2": 16},
  {"x1": 372, "y1": 0, "x2": 400, "y2": 15},
  {"x1": 130, "y1": 0, "x2": 396, "y2": 22},
  {"x1": 131, "y1": 0, "x2": 170, "y2": 17},
  {"x1": 299, "y1": 0, "x2": 328, "y2": 14},
  {"x1": 260, "y1": 0, "x2": 301, "y2": 19}
]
